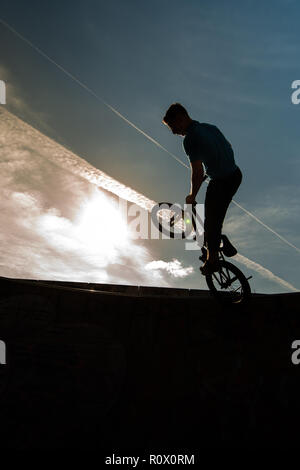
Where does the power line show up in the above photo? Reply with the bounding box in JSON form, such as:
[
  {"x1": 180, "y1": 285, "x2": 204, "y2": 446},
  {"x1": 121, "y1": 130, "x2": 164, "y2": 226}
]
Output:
[{"x1": 1, "y1": 17, "x2": 299, "y2": 256}]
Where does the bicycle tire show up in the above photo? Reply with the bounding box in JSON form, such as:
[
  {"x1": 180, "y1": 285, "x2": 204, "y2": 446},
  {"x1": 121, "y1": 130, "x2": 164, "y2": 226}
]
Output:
[{"x1": 205, "y1": 260, "x2": 251, "y2": 305}]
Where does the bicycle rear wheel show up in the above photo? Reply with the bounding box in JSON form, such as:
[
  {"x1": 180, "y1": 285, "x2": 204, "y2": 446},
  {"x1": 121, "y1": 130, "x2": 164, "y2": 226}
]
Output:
[{"x1": 205, "y1": 260, "x2": 251, "y2": 305}]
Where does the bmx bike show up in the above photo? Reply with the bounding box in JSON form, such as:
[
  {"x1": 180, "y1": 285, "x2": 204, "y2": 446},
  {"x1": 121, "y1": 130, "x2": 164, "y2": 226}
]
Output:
[{"x1": 152, "y1": 202, "x2": 252, "y2": 305}]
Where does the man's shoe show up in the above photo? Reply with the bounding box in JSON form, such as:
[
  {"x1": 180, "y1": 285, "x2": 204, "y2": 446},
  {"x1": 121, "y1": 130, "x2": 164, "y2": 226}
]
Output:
[
  {"x1": 221, "y1": 235, "x2": 237, "y2": 257},
  {"x1": 200, "y1": 260, "x2": 221, "y2": 275}
]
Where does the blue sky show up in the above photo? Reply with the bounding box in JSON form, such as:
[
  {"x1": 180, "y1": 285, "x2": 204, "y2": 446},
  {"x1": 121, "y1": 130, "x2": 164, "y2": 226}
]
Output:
[{"x1": 0, "y1": 0, "x2": 299, "y2": 293}]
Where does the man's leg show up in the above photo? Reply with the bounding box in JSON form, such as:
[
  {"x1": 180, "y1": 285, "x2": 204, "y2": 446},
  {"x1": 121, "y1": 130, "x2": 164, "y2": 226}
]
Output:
[
  {"x1": 204, "y1": 180, "x2": 226, "y2": 264},
  {"x1": 203, "y1": 168, "x2": 242, "y2": 268}
]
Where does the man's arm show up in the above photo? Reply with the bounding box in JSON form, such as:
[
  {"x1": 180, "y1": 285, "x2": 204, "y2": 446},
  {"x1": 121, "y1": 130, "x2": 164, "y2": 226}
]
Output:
[{"x1": 187, "y1": 160, "x2": 205, "y2": 201}]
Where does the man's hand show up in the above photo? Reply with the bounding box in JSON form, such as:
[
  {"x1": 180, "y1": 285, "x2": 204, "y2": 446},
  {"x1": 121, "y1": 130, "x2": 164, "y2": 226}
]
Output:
[{"x1": 185, "y1": 194, "x2": 196, "y2": 205}]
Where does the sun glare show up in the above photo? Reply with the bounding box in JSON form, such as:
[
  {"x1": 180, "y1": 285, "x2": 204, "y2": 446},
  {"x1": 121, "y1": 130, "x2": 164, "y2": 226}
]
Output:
[{"x1": 76, "y1": 192, "x2": 130, "y2": 250}]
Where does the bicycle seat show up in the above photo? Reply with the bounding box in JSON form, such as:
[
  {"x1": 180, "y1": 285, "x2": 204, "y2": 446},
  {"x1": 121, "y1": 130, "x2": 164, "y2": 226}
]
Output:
[{"x1": 220, "y1": 235, "x2": 237, "y2": 257}]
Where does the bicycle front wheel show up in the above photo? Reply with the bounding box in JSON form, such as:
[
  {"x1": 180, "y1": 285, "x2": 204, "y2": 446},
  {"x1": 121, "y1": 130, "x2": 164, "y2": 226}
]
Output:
[
  {"x1": 151, "y1": 202, "x2": 194, "y2": 239},
  {"x1": 205, "y1": 260, "x2": 251, "y2": 305}
]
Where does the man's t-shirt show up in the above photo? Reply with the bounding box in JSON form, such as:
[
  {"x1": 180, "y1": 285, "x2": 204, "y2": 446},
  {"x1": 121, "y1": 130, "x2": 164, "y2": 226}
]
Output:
[{"x1": 183, "y1": 120, "x2": 238, "y2": 179}]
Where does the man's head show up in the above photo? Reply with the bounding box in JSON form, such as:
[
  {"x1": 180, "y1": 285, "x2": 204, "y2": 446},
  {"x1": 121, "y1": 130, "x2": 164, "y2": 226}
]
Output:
[{"x1": 162, "y1": 103, "x2": 193, "y2": 136}]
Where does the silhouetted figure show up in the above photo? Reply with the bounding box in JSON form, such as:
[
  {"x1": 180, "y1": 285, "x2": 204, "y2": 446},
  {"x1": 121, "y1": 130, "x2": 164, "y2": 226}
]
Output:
[{"x1": 162, "y1": 103, "x2": 242, "y2": 275}]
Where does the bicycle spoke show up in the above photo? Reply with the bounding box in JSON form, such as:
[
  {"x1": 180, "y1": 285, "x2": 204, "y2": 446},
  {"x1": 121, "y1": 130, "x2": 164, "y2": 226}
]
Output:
[{"x1": 207, "y1": 260, "x2": 250, "y2": 304}]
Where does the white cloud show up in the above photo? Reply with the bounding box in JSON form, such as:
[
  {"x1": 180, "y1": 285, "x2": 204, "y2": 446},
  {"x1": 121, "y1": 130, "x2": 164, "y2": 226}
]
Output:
[
  {"x1": 0, "y1": 107, "x2": 173, "y2": 286},
  {"x1": 145, "y1": 259, "x2": 194, "y2": 278}
]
